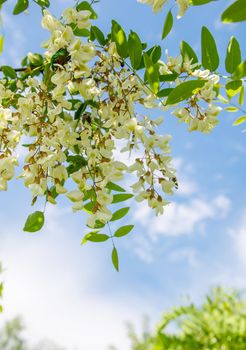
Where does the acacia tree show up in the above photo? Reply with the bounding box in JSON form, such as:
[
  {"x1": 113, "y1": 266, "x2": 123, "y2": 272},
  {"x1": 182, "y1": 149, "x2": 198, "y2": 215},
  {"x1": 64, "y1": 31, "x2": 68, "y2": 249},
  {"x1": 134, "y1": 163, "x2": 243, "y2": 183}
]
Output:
[{"x1": 0, "y1": 0, "x2": 245, "y2": 271}]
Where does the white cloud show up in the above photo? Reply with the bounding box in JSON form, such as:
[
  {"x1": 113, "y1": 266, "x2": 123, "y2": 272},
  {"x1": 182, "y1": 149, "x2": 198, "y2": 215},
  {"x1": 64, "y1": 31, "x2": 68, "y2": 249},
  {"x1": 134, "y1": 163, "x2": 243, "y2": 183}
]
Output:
[
  {"x1": 134, "y1": 194, "x2": 230, "y2": 239},
  {"x1": 0, "y1": 205, "x2": 145, "y2": 350},
  {"x1": 2, "y1": 11, "x2": 27, "y2": 66},
  {"x1": 132, "y1": 194, "x2": 231, "y2": 262},
  {"x1": 168, "y1": 248, "x2": 199, "y2": 267},
  {"x1": 229, "y1": 210, "x2": 246, "y2": 267},
  {"x1": 172, "y1": 157, "x2": 198, "y2": 197},
  {"x1": 129, "y1": 155, "x2": 231, "y2": 263}
]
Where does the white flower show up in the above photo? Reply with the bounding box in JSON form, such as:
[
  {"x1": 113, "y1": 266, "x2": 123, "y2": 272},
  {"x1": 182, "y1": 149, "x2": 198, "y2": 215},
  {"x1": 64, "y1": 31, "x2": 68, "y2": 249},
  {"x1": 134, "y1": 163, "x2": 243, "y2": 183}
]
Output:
[
  {"x1": 50, "y1": 165, "x2": 68, "y2": 182},
  {"x1": 77, "y1": 10, "x2": 92, "y2": 29},
  {"x1": 66, "y1": 190, "x2": 84, "y2": 202},
  {"x1": 29, "y1": 183, "x2": 46, "y2": 197},
  {"x1": 55, "y1": 184, "x2": 67, "y2": 194},
  {"x1": 97, "y1": 190, "x2": 113, "y2": 206},
  {"x1": 0, "y1": 107, "x2": 12, "y2": 129},
  {"x1": 51, "y1": 71, "x2": 71, "y2": 86},
  {"x1": 62, "y1": 7, "x2": 77, "y2": 24},
  {"x1": 0, "y1": 156, "x2": 18, "y2": 181},
  {"x1": 176, "y1": 0, "x2": 190, "y2": 18},
  {"x1": 95, "y1": 207, "x2": 112, "y2": 223},
  {"x1": 42, "y1": 10, "x2": 62, "y2": 32},
  {"x1": 192, "y1": 69, "x2": 210, "y2": 79},
  {"x1": 138, "y1": 0, "x2": 167, "y2": 13},
  {"x1": 72, "y1": 201, "x2": 84, "y2": 212},
  {"x1": 152, "y1": 0, "x2": 167, "y2": 13}
]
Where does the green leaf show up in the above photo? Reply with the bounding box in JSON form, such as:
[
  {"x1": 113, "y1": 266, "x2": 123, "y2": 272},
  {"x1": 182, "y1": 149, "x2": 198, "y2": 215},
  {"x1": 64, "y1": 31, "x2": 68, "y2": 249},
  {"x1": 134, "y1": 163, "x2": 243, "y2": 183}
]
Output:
[
  {"x1": 37, "y1": 0, "x2": 50, "y2": 7},
  {"x1": 66, "y1": 154, "x2": 87, "y2": 174},
  {"x1": 112, "y1": 193, "x2": 134, "y2": 203},
  {"x1": 111, "y1": 207, "x2": 130, "y2": 222},
  {"x1": 27, "y1": 53, "x2": 44, "y2": 67},
  {"x1": 74, "y1": 100, "x2": 98, "y2": 120},
  {"x1": 192, "y1": 0, "x2": 214, "y2": 4},
  {"x1": 233, "y1": 115, "x2": 246, "y2": 126},
  {"x1": 225, "y1": 37, "x2": 241, "y2": 74},
  {"x1": 0, "y1": 36, "x2": 4, "y2": 54},
  {"x1": 1, "y1": 65, "x2": 17, "y2": 79},
  {"x1": 83, "y1": 189, "x2": 96, "y2": 202},
  {"x1": 90, "y1": 26, "x2": 105, "y2": 45},
  {"x1": 238, "y1": 85, "x2": 244, "y2": 106},
  {"x1": 221, "y1": 0, "x2": 246, "y2": 23},
  {"x1": 71, "y1": 25, "x2": 90, "y2": 37},
  {"x1": 76, "y1": 1, "x2": 98, "y2": 19},
  {"x1": 160, "y1": 73, "x2": 178, "y2": 82},
  {"x1": 23, "y1": 211, "x2": 44, "y2": 232},
  {"x1": 128, "y1": 31, "x2": 142, "y2": 69},
  {"x1": 106, "y1": 182, "x2": 126, "y2": 192},
  {"x1": 89, "y1": 220, "x2": 105, "y2": 229},
  {"x1": 201, "y1": 26, "x2": 219, "y2": 71},
  {"x1": 82, "y1": 231, "x2": 109, "y2": 244},
  {"x1": 180, "y1": 41, "x2": 198, "y2": 64},
  {"x1": 166, "y1": 80, "x2": 206, "y2": 105},
  {"x1": 74, "y1": 100, "x2": 90, "y2": 120},
  {"x1": 111, "y1": 247, "x2": 119, "y2": 271},
  {"x1": 13, "y1": 0, "x2": 29, "y2": 14},
  {"x1": 143, "y1": 53, "x2": 160, "y2": 93},
  {"x1": 0, "y1": 0, "x2": 7, "y2": 6},
  {"x1": 147, "y1": 46, "x2": 162, "y2": 64},
  {"x1": 83, "y1": 201, "x2": 96, "y2": 213},
  {"x1": 226, "y1": 80, "x2": 242, "y2": 99},
  {"x1": 114, "y1": 225, "x2": 134, "y2": 237},
  {"x1": 232, "y1": 61, "x2": 246, "y2": 80},
  {"x1": 67, "y1": 99, "x2": 81, "y2": 110},
  {"x1": 157, "y1": 88, "x2": 173, "y2": 98},
  {"x1": 111, "y1": 20, "x2": 128, "y2": 59},
  {"x1": 162, "y1": 10, "x2": 173, "y2": 40},
  {"x1": 225, "y1": 106, "x2": 238, "y2": 112}
]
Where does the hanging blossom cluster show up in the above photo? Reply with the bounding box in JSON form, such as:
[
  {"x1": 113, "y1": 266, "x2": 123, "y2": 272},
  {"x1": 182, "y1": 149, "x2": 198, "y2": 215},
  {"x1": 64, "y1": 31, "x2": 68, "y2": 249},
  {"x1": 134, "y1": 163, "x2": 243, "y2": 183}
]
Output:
[
  {"x1": 0, "y1": 6, "x2": 179, "y2": 230},
  {"x1": 159, "y1": 55, "x2": 221, "y2": 132},
  {"x1": 0, "y1": 0, "x2": 225, "y2": 246},
  {"x1": 138, "y1": 0, "x2": 190, "y2": 18}
]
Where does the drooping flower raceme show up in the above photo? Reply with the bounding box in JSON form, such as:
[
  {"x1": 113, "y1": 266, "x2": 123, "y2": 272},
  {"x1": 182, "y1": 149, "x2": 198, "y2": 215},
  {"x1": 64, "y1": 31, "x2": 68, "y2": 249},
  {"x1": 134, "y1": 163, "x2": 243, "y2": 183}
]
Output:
[
  {"x1": 0, "y1": 7, "x2": 178, "y2": 232},
  {"x1": 0, "y1": 3, "x2": 223, "y2": 254}
]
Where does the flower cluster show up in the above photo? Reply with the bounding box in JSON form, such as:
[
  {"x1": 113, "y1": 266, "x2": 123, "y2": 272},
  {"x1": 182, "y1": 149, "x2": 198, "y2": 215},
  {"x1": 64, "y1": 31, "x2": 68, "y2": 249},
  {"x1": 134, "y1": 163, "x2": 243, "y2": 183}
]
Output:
[
  {"x1": 0, "y1": 6, "x2": 179, "y2": 231},
  {"x1": 159, "y1": 54, "x2": 221, "y2": 133},
  {"x1": 138, "y1": 0, "x2": 190, "y2": 18},
  {"x1": 0, "y1": 0, "x2": 226, "y2": 242},
  {"x1": 174, "y1": 69, "x2": 221, "y2": 133}
]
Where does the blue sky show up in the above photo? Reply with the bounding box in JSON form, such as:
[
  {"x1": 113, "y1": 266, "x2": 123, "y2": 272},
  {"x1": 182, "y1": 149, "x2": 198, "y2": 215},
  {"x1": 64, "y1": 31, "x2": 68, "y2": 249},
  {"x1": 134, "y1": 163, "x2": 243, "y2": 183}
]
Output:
[{"x1": 0, "y1": 0, "x2": 246, "y2": 349}]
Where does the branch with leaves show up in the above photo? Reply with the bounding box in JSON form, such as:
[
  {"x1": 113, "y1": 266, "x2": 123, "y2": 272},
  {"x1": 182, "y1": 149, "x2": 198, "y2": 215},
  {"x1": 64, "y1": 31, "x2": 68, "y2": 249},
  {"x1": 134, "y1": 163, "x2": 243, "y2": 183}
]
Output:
[{"x1": 0, "y1": 0, "x2": 245, "y2": 271}]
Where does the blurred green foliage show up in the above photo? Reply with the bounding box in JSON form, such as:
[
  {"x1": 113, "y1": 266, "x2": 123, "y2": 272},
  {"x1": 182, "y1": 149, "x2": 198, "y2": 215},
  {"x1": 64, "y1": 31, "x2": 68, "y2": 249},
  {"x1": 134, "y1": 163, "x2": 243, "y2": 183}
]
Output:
[
  {"x1": 0, "y1": 263, "x2": 3, "y2": 313},
  {"x1": 0, "y1": 317, "x2": 64, "y2": 350},
  {"x1": 125, "y1": 288, "x2": 246, "y2": 350}
]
